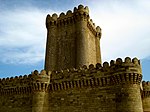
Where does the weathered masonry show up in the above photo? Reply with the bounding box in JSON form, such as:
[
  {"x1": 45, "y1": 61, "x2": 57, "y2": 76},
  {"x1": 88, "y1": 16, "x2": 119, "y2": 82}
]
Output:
[
  {"x1": 45, "y1": 5, "x2": 101, "y2": 71},
  {"x1": 0, "y1": 5, "x2": 150, "y2": 112}
]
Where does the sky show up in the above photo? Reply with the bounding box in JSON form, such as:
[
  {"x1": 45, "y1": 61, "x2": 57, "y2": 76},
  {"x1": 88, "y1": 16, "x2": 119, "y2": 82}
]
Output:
[{"x1": 0, "y1": 0, "x2": 150, "y2": 80}]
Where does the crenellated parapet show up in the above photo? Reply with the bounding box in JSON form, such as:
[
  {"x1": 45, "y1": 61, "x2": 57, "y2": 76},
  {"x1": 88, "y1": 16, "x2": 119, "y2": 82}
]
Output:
[
  {"x1": 46, "y1": 4, "x2": 101, "y2": 37},
  {"x1": 48, "y1": 57, "x2": 142, "y2": 92},
  {"x1": 0, "y1": 75, "x2": 32, "y2": 95},
  {"x1": 31, "y1": 70, "x2": 51, "y2": 83},
  {"x1": 0, "y1": 70, "x2": 51, "y2": 95},
  {"x1": 109, "y1": 57, "x2": 142, "y2": 85},
  {"x1": 31, "y1": 70, "x2": 50, "y2": 92},
  {"x1": 0, "y1": 57, "x2": 142, "y2": 94},
  {"x1": 142, "y1": 81, "x2": 150, "y2": 98},
  {"x1": 87, "y1": 19, "x2": 101, "y2": 38},
  {"x1": 46, "y1": 5, "x2": 89, "y2": 26},
  {"x1": 0, "y1": 75, "x2": 31, "y2": 88}
]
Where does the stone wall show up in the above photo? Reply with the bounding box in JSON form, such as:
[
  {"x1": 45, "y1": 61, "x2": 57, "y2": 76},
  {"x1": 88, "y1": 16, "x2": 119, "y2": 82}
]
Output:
[
  {"x1": 0, "y1": 70, "x2": 50, "y2": 112},
  {"x1": 46, "y1": 57, "x2": 143, "y2": 112},
  {"x1": 0, "y1": 57, "x2": 144, "y2": 112},
  {"x1": 142, "y1": 81, "x2": 150, "y2": 112},
  {"x1": 0, "y1": 94, "x2": 32, "y2": 112},
  {"x1": 0, "y1": 57, "x2": 143, "y2": 112},
  {"x1": 46, "y1": 86, "x2": 116, "y2": 112}
]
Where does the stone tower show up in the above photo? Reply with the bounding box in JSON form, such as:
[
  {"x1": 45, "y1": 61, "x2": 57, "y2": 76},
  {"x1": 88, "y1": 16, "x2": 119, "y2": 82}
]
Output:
[
  {"x1": 0, "y1": 4, "x2": 148, "y2": 112},
  {"x1": 45, "y1": 5, "x2": 102, "y2": 71}
]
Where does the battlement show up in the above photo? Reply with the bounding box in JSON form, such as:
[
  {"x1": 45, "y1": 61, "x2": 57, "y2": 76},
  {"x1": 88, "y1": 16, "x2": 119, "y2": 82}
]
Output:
[
  {"x1": 0, "y1": 57, "x2": 142, "y2": 91},
  {"x1": 142, "y1": 81, "x2": 150, "y2": 97},
  {"x1": 142, "y1": 81, "x2": 150, "y2": 92},
  {"x1": 0, "y1": 70, "x2": 51, "y2": 95},
  {"x1": 0, "y1": 57, "x2": 142, "y2": 95},
  {"x1": 50, "y1": 57, "x2": 141, "y2": 79},
  {"x1": 0, "y1": 70, "x2": 50, "y2": 86},
  {"x1": 48, "y1": 57, "x2": 142, "y2": 92},
  {"x1": 46, "y1": 4, "x2": 101, "y2": 37},
  {"x1": 31, "y1": 70, "x2": 51, "y2": 83},
  {"x1": 46, "y1": 5, "x2": 89, "y2": 22}
]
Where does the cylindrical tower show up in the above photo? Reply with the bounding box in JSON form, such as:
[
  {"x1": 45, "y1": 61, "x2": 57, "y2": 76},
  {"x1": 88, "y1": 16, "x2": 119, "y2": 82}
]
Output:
[
  {"x1": 74, "y1": 5, "x2": 102, "y2": 67},
  {"x1": 74, "y1": 5, "x2": 90, "y2": 67},
  {"x1": 111, "y1": 57, "x2": 143, "y2": 112},
  {"x1": 45, "y1": 14, "x2": 58, "y2": 71},
  {"x1": 142, "y1": 81, "x2": 150, "y2": 112},
  {"x1": 95, "y1": 26, "x2": 102, "y2": 64},
  {"x1": 31, "y1": 70, "x2": 50, "y2": 112}
]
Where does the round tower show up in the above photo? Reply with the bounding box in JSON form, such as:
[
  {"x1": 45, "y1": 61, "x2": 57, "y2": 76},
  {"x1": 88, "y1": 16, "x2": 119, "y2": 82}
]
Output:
[
  {"x1": 74, "y1": 5, "x2": 102, "y2": 67},
  {"x1": 45, "y1": 14, "x2": 58, "y2": 71},
  {"x1": 111, "y1": 57, "x2": 143, "y2": 112},
  {"x1": 142, "y1": 81, "x2": 150, "y2": 112},
  {"x1": 31, "y1": 70, "x2": 51, "y2": 112}
]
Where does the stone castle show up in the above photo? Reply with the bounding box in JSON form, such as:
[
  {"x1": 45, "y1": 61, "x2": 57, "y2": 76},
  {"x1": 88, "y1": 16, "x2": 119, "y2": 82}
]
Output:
[{"x1": 0, "y1": 5, "x2": 150, "y2": 112}]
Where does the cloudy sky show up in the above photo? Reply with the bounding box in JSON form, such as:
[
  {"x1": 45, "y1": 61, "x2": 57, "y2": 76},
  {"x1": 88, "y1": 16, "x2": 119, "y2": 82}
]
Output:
[{"x1": 0, "y1": 0, "x2": 150, "y2": 80}]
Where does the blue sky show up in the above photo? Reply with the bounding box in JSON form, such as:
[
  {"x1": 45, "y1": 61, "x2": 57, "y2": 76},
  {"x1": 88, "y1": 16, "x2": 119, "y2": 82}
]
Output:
[{"x1": 0, "y1": 0, "x2": 150, "y2": 80}]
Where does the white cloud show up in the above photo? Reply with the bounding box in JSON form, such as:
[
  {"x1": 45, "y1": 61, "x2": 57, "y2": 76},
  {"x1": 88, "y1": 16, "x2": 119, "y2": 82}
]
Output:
[
  {"x1": 0, "y1": 8, "x2": 50, "y2": 64},
  {"x1": 0, "y1": 0, "x2": 150, "y2": 65},
  {"x1": 0, "y1": 8, "x2": 46, "y2": 47},
  {"x1": 88, "y1": 0, "x2": 150, "y2": 62}
]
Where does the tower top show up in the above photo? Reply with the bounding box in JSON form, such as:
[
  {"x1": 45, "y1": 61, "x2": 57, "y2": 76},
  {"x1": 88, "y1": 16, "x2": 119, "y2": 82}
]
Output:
[
  {"x1": 46, "y1": 4, "x2": 101, "y2": 38},
  {"x1": 46, "y1": 4, "x2": 89, "y2": 21}
]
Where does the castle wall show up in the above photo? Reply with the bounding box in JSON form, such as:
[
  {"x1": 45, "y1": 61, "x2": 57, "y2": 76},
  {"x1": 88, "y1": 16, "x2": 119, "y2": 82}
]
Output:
[
  {"x1": 0, "y1": 94, "x2": 32, "y2": 112},
  {"x1": 45, "y1": 57, "x2": 143, "y2": 112},
  {"x1": 143, "y1": 97, "x2": 150, "y2": 112},
  {"x1": 46, "y1": 87, "x2": 116, "y2": 112},
  {"x1": 142, "y1": 81, "x2": 150, "y2": 112},
  {"x1": 0, "y1": 76, "x2": 33, "y2": 112},
  {"x1": 0, "y1": 70, "x2": 50, "y2": 112},
  {"x1": 0, "y1": 57, "x2": 144, "y2": 112}
]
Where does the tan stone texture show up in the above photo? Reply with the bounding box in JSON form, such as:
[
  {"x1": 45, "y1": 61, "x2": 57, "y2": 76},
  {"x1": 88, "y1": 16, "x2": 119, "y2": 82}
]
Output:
[
  {"x1": 0, "y1": 4, "x2": 149, "y2": 112},
  {"x1": 45, "y1": 5, "x2": 101, "y2": 71}
]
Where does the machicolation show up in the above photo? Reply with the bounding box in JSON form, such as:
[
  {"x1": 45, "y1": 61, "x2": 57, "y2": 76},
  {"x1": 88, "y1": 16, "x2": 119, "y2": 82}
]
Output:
[{"x1": 0, "y1": 4, "x2": 150, "y2": 112}]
